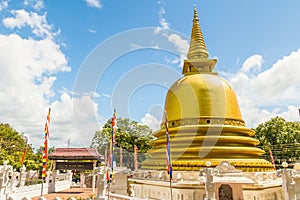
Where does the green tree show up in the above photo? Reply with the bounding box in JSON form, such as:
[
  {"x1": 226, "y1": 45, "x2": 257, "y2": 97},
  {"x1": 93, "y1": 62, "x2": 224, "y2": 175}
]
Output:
[
  {"x1": 91, "y1": 118, "x2": 155, "y2": 169},
  {"x1": 254, "y1": 116, "x2": 300, "y2": 166},
  {"x1": 0, "y1": 123, "x2": 31, "y2": 169},
  {"x1": 0, "y1": 123, "x2": 51, "y2": 170}
]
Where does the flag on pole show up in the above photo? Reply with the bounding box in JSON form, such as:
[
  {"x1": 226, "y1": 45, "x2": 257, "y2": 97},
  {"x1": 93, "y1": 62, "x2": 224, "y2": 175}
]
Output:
[
  {"x1": 21, "y1": 148, "x2": 26, "y2": 166},
  {"x1": 42, "y1": 108, "x2": 51, "y2": 181},
  {"x1": 105, "y1": 144, "x2": 110, "y2": 183},
  {"x1": 105, "y1": 150, "x2": 110, "y2": 183},
  {"x1": 269, "y1": 149, "x2": 276, "y2": 171},
  {"x1": 164, "y1": 111, "x2": 172, "y2": 180},
  {"x1": 134, "y1": 145, "x2": 138, "y2": 170},
  {"x1": 21, "y1": 137, "x2": 28, "y2": 166},
  {"x1": 109, "y1": 109, "x2": 117, "y2": 181},
  {"x1": 106, "y1": 156, "x2": 110, "y2": 183},
  {"x1": 104, "y1": 145, "x2": 108, "y2": 166},
  {"x1": 120, "y1": 146, "x2": 123, "y2": 167}
]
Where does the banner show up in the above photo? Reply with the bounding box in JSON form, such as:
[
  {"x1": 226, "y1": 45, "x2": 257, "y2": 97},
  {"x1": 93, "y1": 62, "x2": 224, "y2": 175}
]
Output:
[
  {"x1": 42, "y1": 108, "x2": 51, "y2": 181},
  {"x1": 134, "y1": 145, "x2": 138, "y2": 170},
  {"x1": 165, "y1": 111, "x2": 172, "y2": 179}
]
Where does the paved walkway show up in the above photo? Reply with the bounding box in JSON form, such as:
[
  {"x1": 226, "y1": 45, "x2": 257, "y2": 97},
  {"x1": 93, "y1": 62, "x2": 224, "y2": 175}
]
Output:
[{"x1": 32, "y1": 188, "x2": 95, "y2": 200}]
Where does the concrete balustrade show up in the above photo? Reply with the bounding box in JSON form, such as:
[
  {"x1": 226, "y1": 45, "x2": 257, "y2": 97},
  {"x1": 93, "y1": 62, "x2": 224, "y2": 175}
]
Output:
[{"x1": 0, "y1": 163, "x2": 72, "y2": 200}]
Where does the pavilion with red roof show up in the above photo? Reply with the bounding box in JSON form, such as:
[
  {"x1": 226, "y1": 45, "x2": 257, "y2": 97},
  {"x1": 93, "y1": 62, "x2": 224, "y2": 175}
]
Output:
[
  {"x1": 49, "y1": 148, "x2": 102, "y2": 161},
  {"x1": 49, "y1": 148, "x2": 103, "y2": 189}
]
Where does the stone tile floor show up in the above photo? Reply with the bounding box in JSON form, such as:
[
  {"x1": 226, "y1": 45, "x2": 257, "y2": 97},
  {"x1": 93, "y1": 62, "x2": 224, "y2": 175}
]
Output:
[{"x1": 32, "y1": 188, "x2": 95, "y2": 200}]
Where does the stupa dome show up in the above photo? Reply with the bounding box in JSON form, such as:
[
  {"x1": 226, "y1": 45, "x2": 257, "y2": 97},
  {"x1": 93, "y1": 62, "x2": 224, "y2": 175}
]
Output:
[
  {"x1": 165, "y1": 73, "x2": 243, "y2": 126},
  {"x1": 142, "y1": 5, "x2": 273, "y2": 172}
]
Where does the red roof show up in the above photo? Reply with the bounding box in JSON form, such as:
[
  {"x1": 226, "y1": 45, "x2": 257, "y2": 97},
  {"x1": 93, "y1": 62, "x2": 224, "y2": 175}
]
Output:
[{"x1": 49, "y1": 148, "x2": 102, "y2": 160}]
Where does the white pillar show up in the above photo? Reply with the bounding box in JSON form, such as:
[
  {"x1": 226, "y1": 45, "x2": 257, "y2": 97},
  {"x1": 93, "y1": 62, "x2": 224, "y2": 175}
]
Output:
[
  {"x1": 92, "y1": 160, "x2": 97, "y2": 193},
  {"x1": 200, "y1": 161, "x2": 217, "y2": 200},
  {"x1": 80, "y1": 173, "x2": 85, "y2": 188},
  {"x1": 19, "y1": 165, "x2": 26, "y2": 187},
  {"x1": 9, "y1": 170, "x2": 17, "y2": 195},
  {"x1": 0, "y1": 161, "x2": 13, "y2": 200},
  {"x1": 67, "y1": 170, "x2": 73, "y2": 186},
  {"x1": 282, "y1": 162, "x2": 297, "y2": 200},
  {"x1": 95, "y1": 166, "x2": 107, "y2": 200}
]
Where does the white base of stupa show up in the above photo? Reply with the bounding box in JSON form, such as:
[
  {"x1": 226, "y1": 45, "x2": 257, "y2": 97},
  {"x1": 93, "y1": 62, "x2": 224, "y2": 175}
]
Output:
[
  {"x1": 130, "y1": 161, "x2": 292, "y2": 200},
  {"x1": 130, "y1": 171, "x2": 284, "y2": 200}
]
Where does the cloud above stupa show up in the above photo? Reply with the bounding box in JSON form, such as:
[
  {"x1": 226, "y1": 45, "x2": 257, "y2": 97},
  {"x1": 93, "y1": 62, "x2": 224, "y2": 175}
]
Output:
[{"x1": 224, "y1": 49, "x2": 300, "y2": 127}]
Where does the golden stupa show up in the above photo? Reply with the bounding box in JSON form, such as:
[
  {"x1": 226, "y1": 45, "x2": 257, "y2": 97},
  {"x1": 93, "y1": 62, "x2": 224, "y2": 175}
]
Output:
[{"x1": 142, "y1": 6, "x2": 273, "y2": 172}]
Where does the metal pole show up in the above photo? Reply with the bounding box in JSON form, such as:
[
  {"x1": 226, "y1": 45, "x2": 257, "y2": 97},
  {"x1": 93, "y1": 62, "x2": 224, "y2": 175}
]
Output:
[
  {"x1": 169, "y1": 178, "x2": 173, "y2": 200},
  {"x1": 40, "y1": 181, "x2": 44, "y2": 196},
  {"x1": 107, "y1": 181, "x2": 110, "y2": 200}
]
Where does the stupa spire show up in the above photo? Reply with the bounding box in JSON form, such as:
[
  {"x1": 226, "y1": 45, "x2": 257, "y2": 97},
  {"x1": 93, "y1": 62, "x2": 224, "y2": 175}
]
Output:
[
  {"x1": 187, "y1": 5, "x2": 209, "y2": 60},
  {"x1": 182, "y1": 5, "x2": 217, "y2": 75}
]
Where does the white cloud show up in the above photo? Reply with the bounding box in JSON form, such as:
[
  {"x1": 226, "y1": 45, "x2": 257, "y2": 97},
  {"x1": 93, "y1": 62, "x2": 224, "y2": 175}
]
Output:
[
  {"x1": 224, "y1": 50, "x2": 300, "y2": 127},
  {"x1": 24, "y1": 0, "x2": 44, "y2": 10},
  {"x1": 0, "y1": 33, "x2": 70, "y2": 146},
  {"x1": 50, "y1": 93, "x2": 102, "y2": 147},
  {"x1": 279, "y1": 105, "x2": 300, "y2": 121},
  {"x1": 88, "y1": 28, "x2": 96, "y2": 33},
  {"x1": 158, "y1": 17, "x2": 169, "y2": 32},
  {"x1": 0, "y1": 1, "x2": 8, "y2": 11},
  {"x1": 130, "y1": 43, "x2": 143, "y2": 50},
  {"x1": 141, "y1": 113, "x2": 160, "y2": 132},
  {"x1": 253, "y1": 50, "x2": 300, "y2": 102},
  {"x1": 3, "y1": 9, "x2": 54, "y2": 39},
  {"x1": 154, "y1": 5, "x2": 169, "y2": 34},
  {"x1": 0, "y1": 8, "x2": 101, "y2": 148},
  {"x1": 167, "y1": 34, "x2": 189, "y2": 66},
  {"x1": 154, "y1": 1, "x2": 189, "y2": 67},
  {"x1": 85, "y1": 0, "x2": 102, "y2": 8},
  {"x1": 240, "y1": 55, "x2": 264, "y2": 74},
  {"x1": 168, "y1": 34, "x2": 189, "y2": 56},
  {"x1": 102, "y1": 93, "x2": 111, "y2": 98}
]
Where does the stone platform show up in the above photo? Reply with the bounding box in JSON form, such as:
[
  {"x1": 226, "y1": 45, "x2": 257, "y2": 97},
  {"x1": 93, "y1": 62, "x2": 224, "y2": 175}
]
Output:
[{"x1": 130, "y1": 161, "x2": 285, "y2": 200}]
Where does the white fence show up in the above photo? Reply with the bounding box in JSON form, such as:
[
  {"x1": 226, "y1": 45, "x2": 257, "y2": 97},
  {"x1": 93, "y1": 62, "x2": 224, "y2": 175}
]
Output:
[
  {"x1": 0, "y1": 163, "x2": 72, "y2": 200},
  {"x1": 8, "y1": 179, "x2": 71, "y2": 200}
]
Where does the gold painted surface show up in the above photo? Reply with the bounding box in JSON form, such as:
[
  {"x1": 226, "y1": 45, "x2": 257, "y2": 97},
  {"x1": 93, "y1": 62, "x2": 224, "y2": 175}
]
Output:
[
  {"x1": 141, "y1": 6, "x2": 273, "y2": 172},
  {"x1": 187, "y1": 5, "x2": 208, "y2": 60},
  {"x1": 154, "y1": 125, "x2": 256, "y2": 137},
  {"x1": 164, "y1": 73, "x2": 243, "y2": 123},
  {"x1": 142, "y1": 158, "x2": 274, "y2": 172},
  {"x1": 161, "y1": 117, "x2": 245, "y2": 129},
  {"x1": 153, "y1": 135, "x2": 260, "y2": 147}
]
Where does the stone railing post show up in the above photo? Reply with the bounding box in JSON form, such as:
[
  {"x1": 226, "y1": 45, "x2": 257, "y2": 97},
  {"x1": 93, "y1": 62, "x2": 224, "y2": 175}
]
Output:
[
  {"x1": 92, "y1": 160, "x2": 97, "y2": 193},
  {"x1": 280, "y1": 162, "x2": 297, "y2": 200},
  {"x1": 9, "y1": 170, "x2": 17, "y2": 194},
  {"x1": 0, "y1": 161, "x2": 13, "y2": 200},
  {"x1": 80, "y1": 173, "x2": 86, "y2": 188},
  {"x1": 66, "y1": 170, "x2": 73, "y2": 186},
  {"x1": 200, "y1": 161, "x2": 219, "y2": 200},
  {"x1": 94, "y1": 166, "x2": 106, "y2": 200},
  {"x1": 19, "y1": 165, "x2": 26, "y2": 187},
  {"x1": 46, "y1": 171, "x2": 51, "y2": 185}
]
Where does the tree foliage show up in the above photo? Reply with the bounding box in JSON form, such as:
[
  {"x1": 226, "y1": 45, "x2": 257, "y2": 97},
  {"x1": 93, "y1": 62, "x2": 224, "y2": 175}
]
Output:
[
  {"x1": 254, "y1": 116, "x2": 300, "y2": 165},
  {"x1": 0, "y1": 123, "x2": 41, "y2": 170},
  {"x1": 91, "y1": 118, "x2": 155, "y2": 169}
]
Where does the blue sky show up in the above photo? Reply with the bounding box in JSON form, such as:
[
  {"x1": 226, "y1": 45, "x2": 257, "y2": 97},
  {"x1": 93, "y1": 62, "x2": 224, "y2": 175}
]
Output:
[{"x1": 0, "y1": 0, "x2": 300, "y2": 149}]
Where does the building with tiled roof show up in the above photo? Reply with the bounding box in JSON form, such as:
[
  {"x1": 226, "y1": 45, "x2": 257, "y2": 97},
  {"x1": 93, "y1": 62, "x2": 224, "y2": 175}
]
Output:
[{"x1": 49, "y1": 148, "x2": 102, "y2": 160}]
